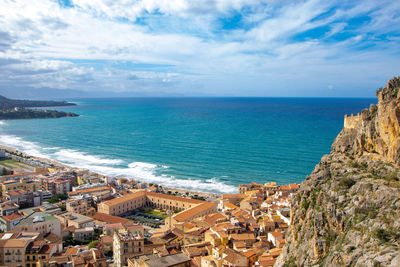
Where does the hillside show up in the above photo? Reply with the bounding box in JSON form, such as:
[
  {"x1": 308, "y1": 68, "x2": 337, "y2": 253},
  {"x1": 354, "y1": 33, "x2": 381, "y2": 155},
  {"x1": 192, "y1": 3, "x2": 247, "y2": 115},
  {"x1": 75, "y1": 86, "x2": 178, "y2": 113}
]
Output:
[
  {"x1": 275, "y1": 77, "x2": 400, "y2": 266},
  {"x1": 0, "y1": 95, "x2": 78, "y2": 120},
  {"x1": 0, "y1": 95, "x2": 75, "y2": 109}
]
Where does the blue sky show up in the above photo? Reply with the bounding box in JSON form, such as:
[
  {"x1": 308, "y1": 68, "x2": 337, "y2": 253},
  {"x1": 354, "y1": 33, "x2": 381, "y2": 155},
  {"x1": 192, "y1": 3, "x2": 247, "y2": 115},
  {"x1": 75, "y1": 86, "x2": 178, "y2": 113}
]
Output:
[{"x1": 0, "y1": 0, "x2": 399, "y2": 98}]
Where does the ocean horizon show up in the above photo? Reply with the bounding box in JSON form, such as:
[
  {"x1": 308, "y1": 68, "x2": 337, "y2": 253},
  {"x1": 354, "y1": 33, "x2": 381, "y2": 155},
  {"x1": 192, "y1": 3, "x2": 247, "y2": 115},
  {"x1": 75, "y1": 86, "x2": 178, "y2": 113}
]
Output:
[{"x1": 0, "y1": 97, "x2": 376, "y2": 193}]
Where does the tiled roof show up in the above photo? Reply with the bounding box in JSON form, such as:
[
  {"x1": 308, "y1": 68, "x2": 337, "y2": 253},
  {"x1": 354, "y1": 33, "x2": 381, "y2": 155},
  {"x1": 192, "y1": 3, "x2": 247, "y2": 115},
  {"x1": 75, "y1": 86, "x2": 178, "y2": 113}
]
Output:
[
  {"x1": 2, "y1": 172, "x2": 36, "y2": 178},
  {"x1": 101, "y1": 190, "x2": 204, "y2": 208},
  {"x1": 69, "y1": 186, "x2": 110, "y2": 196},
  {"x1": 173, "y1": 202, "x2": 216, "y2": 222},
  {"x1": 5, "y1": 189, "x2": 27, "y2": 196},
  {"x1": 146, "y1": 191, "x2": 204, "y2": 204},
  {"x1": 99, "y1": 190, "x2": 146, "y2": 206},
  {"x1": 222, "y1": 194, "x2": 245, "y2": 199},
  {"x1": 242, "y1": 250, "x2": 256, "y2": 257},
  {"x1": 230, "y1": 233, "x2": 256, "y2": 241},
  {"x1": 2, "y1": 179, "x2": 18, "y2": 184},
  {"x1": 269, "y1": 231, "x2": 283, "y2": 238},
  {"x1": 1, "y1": 212, "x2": 24, "y2": 222},
  {"x1": 91, "y1": 212, "x2": 131, "y2": 224}
]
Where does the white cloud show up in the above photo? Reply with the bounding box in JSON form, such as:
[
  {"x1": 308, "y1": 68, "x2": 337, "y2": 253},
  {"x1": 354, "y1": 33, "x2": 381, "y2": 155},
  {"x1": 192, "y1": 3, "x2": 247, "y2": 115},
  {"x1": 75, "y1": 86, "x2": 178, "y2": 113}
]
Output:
[{"x1": 0, "y1": 0, "x2": 398, "y2": 97}]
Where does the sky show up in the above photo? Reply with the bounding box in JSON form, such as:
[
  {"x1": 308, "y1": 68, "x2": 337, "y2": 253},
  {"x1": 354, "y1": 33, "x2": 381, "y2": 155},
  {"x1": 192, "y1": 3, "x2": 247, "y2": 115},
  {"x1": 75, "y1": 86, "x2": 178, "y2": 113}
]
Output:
[{"x1": 0, "y1": 0, "x2": 399, "y2": 98}]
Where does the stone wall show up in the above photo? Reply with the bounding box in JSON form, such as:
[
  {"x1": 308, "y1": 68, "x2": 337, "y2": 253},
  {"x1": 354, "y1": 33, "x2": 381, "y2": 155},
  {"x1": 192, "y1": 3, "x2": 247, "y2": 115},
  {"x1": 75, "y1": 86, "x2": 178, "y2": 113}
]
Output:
[{"x1": 343, "y1": 113, "x2": 361, "y2": 129}]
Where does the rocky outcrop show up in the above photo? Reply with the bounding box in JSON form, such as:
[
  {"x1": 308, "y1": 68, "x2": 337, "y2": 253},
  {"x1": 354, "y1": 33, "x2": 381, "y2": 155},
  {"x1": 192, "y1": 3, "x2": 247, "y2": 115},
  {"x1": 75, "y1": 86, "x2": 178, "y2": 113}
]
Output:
[{"x1": 275, "y1": 77, "x2": 400, "y2": 267}]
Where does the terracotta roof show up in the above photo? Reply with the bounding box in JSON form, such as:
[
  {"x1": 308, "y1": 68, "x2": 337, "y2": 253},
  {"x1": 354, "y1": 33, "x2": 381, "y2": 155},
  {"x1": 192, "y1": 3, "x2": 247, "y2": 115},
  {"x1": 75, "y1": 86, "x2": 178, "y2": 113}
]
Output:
[
  {"x1": 5, "y1": 189, "x2": 27, "y2": 196},
  {"x1": 65, "y1": 247, "x2": 80, "y2": 256},
  {"x1": 2, "y1": 172, "x2": 36, "y2": 178},
  {"x1": 146, "y1": 191, "x2": 204, "y2": 204},
  {"x1": 289, "y1": 183, "x2": 299, "y2": 189},
  {"x1": 99, "y1": 190, "x2": 147, "y2": 206},
  {"x1": 279, "y1": 185, "x2": 290, "y2": 191},
  {"x1": 269, "y1": 232, "x2": 283, "y2": 238},
  {"x1": 225, "y1": 202, "x2": 240, "y2": 210},
  {"x1": 268, "y1": 248, "x2": 282, "y2": 257},
  {"x1": 242, "y1": 250, "x2": 256, "y2": 257},
  {"x1": 173, "y1": 202, "x2": 216, "y2": 222},
  {"x1": 1, "y1": 212, "x2": 24, "y2": 222},
  {"x1": 259, "y1": 258, "x2": 276, "y2": 267},
  {"x1": 230, "y1": 233, "x2": 256, "y2": 241},
  {"x1": 2, "y1": 239, "x2": 31, "y2": 248},
  {"x1": 233, "y1": 241, "x2": 246, "y2": 248},
  {"x1": 203, "y1": 213, "x2": 226, "y2": 225},
  {"x1": 100, "y1": 190, "x2": 205, "y2": 209},
  {"x1": 91, "y1": 212, "x2": 131, "y2": 224},
  {"x1": 2, "y1": 179, "x2": 18, "y2": 184},
  {"x1": 222, "y1": 194, "x2": 245, "y2": 199},
  {"x1": 38, "y1": 244, "x2": 53, "y2": 254},
  {"x1": 69, "y1": 186, "x2": 110, "y2": 196}
]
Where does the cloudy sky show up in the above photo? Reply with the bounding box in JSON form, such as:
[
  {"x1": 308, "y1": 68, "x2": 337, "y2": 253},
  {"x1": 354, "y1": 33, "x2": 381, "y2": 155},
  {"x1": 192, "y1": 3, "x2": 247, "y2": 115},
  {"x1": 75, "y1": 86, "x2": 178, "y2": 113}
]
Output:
[{"x1": 0, "y1": 0, "x2": 399, "y2": 98}]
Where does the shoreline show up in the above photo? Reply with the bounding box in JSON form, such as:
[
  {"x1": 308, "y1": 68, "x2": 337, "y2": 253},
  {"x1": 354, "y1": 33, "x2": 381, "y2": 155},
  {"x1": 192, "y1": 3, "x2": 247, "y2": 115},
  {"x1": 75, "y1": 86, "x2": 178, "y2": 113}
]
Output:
[{"x1": 0, "y1": 144, "x2": 222, "y2": 200}]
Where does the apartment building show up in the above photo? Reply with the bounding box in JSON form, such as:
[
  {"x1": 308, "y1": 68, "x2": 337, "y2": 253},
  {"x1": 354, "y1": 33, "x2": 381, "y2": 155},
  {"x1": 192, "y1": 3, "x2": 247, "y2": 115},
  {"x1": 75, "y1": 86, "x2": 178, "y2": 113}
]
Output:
[{"x1": 113, "y1": 228, "x2": 144, "y2": 267}]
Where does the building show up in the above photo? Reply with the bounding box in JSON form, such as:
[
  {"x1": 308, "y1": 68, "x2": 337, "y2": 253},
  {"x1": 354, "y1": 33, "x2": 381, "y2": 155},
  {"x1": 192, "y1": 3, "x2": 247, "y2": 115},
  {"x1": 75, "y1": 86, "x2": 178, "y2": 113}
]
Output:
[
  {"x1": 73, "y1": 227, "x2": 94, "y2": 241},
  {"x1": 68, "y1": 186, "x2": 112, "y2": 202},
  {"x1": 42, "y1": 177, "x2": 71, "y2": 196},
  {"x1": 0, "y1": 212, "x2": 24, "y2": 231},
  {"x1": 0, "y1": 178, "x2": 40, "y2": 195},
  {"x1": 14, "y1": 211, "x2": 61, "y2": 236},
  {"x1": 54, "y1": 211, "x2": 94, "y2": 229},
  {"x1": 129, "y1": 252, "x2": 191, "y2": 267},
  {"x1": 0, "y1": 202, "x2": 19, "y2": 216},
  {"x1": 66, "y1": 198, "x2": 94, "y2": 216},
  {"x1": 113, "y1": 228, "x2": 145, "y2": 267},
  {"x1": 167, "y1": 202, "x2": 217, "y2": 229},
  {"x1": 238, "y1": 182, "x2": 264, "y2": 194},
  {"x1": 0, "y1": 231, "x2": 40, "y2": 266},
  {"x1": 98, "y1": 191, "x2": 216, "y2": 228}
]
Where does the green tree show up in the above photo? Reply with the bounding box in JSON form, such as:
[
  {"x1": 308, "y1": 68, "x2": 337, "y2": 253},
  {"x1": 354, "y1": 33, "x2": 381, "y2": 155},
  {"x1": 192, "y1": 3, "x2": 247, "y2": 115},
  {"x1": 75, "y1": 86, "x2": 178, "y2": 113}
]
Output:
[{"x1": 88, "y1": 240, "x2": 100, "y2": 249}]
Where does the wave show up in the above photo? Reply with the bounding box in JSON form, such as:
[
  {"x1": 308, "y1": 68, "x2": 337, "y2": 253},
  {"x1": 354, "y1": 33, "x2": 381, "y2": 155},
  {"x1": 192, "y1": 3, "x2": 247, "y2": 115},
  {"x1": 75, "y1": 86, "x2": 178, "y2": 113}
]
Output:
[
  {"x1": 0, "y1": 134, "x2": 237, "y2": 193},
  {"x1": 53, "y1": 149, "x2": 124, "y2": 166},
  {"x1": 0, "y1": 121, "x2": 5, "y2": 125}
]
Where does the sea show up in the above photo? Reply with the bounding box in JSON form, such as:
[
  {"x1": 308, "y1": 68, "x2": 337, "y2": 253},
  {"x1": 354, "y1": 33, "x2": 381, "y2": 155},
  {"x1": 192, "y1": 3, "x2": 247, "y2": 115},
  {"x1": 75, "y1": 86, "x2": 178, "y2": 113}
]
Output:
[{"x1": 0, "y1": 97, "x2": 376, "y2": 193}]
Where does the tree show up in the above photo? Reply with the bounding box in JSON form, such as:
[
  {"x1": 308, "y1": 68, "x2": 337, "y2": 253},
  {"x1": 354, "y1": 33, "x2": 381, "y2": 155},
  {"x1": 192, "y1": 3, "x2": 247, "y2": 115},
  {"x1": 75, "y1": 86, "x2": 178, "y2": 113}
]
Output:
[{"x1": 88, "y1": 240, "x2": 100, "y2": 249}]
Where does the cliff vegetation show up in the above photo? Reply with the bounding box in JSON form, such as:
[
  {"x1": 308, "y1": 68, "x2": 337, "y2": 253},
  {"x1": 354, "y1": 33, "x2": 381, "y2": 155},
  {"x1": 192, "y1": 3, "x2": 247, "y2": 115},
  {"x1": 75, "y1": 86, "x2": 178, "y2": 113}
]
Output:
[{"x1": 276, "y1": 77, "x2": 400, "y2": 267}]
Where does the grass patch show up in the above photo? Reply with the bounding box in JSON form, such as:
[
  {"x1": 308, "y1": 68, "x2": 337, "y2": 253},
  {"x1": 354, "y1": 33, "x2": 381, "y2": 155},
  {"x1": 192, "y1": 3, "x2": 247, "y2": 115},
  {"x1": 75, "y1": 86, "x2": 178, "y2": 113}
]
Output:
[
  {"x1": 283, "y1": 256, "x2": 296, "y2": 267},
  {"x1": 339, "y1": 177, "x2": 356, "y2": 189},
  {"x1": 141, "y1": 209, "x2": 168, "y2": 218},
  {"x1": 372, "y1": 228, "x2": 392, "y2": 243},
  {"x1": 385, "y1": 171, "x2": 399, "y2": 182}
]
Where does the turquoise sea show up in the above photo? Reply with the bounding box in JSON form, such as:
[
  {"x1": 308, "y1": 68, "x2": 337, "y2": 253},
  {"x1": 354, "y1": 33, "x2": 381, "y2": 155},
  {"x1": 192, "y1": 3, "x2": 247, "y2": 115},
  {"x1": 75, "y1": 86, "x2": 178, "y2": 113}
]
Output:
[{"x1": 0, "y1": 98, "x2": 375, "y2": 193}]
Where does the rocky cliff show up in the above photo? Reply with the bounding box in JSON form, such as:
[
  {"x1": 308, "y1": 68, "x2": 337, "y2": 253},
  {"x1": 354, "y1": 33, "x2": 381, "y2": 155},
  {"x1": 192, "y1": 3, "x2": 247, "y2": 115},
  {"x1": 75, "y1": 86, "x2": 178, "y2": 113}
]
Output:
[{"x1": 275, "y1": 77, "x2": 400, "y2": 267}]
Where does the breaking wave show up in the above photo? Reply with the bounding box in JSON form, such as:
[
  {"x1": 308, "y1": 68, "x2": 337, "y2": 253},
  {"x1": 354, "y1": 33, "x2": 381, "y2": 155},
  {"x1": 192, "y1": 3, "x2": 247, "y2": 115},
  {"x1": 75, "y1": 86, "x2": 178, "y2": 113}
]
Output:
[{"x1": 0, "y1": 134, "x2": 237, "y2": 193}]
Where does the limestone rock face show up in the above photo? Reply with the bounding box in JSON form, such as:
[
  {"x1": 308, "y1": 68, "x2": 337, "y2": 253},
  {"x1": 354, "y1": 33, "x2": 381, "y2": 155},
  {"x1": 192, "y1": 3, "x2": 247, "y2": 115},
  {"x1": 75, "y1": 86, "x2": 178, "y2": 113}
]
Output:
[
  {"x1": 333, "y1": 77, "x2": 400, "y2": 165},
  {"x1": 275, "y1": 77, "x2": 400, "y2": 267}
]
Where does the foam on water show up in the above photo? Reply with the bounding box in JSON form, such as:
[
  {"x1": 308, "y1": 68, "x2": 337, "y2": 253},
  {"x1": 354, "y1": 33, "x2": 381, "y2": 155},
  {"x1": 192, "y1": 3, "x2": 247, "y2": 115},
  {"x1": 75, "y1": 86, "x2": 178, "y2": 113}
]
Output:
[
  {"x1": 54, "y1": 149, "x2": 124, "y2": 165},
  {"x1": 0, "y1": 133, "x2": 237, "y2": 193}
]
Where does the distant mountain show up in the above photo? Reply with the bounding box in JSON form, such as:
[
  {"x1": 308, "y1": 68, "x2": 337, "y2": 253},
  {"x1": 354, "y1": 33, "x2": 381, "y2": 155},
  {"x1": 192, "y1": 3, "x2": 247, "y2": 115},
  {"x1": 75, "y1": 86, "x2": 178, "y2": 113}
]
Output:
[{"x1": 0, "y1": 95, "x2": 76, "y2": 109}]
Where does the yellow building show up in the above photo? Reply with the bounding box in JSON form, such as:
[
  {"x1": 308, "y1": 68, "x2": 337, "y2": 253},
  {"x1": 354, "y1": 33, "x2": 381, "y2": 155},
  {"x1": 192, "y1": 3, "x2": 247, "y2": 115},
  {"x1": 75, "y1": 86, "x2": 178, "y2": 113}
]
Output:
[
  {"x1": 98, "y1": 191, "x2": 217, "y2": 229},
  {"x1": 114, "y1": 228, "x2": 144, "y2": 267},
  {"x1": 0, "y1": 179, "x2": 40, "y2": 195}
]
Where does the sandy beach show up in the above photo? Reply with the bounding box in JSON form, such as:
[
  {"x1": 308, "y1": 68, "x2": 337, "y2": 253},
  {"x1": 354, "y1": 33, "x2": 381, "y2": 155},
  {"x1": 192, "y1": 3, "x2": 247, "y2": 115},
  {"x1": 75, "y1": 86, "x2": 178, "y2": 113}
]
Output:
[{"x1": 0, "y1": 144, "x2": 222, "y2": 201}]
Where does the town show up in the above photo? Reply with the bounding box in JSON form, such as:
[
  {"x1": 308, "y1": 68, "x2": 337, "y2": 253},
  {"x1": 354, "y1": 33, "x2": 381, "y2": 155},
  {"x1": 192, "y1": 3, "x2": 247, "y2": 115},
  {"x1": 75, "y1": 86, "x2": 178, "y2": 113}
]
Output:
[{"x1": 0, "y1": 147, "x2": 298, "y2": 267}]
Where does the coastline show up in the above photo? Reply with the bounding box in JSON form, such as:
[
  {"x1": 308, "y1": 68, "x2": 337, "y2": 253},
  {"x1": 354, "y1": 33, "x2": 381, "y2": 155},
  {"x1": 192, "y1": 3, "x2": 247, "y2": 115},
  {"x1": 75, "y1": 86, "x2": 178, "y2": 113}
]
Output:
[{"x1": 0, "y1": 144, "x2": 222, "y2": 200}]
